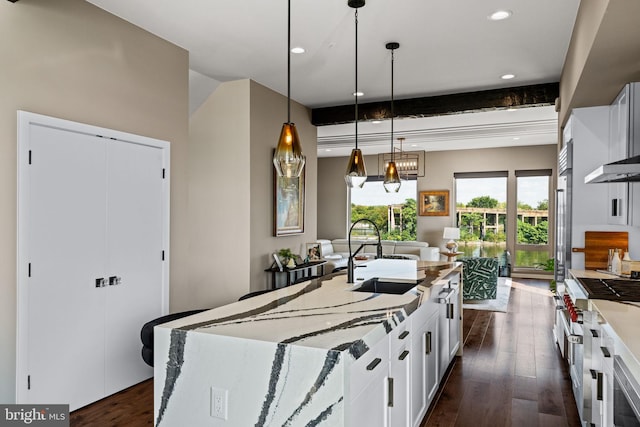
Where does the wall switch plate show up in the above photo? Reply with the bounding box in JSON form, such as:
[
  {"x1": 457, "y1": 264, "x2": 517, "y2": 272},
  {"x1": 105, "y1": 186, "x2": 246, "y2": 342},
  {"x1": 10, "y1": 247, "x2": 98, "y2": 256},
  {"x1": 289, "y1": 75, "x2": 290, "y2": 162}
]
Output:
[{"x1": 211, "y1": 387, "x2": 228, "y2": 420}]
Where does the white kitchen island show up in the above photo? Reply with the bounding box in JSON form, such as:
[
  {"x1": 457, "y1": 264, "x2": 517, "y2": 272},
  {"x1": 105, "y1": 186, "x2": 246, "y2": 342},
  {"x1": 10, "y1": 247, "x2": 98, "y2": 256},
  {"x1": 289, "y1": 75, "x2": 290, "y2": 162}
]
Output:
[{"x1": 153, "y1": 259, "x2": 462, "y2": 427}]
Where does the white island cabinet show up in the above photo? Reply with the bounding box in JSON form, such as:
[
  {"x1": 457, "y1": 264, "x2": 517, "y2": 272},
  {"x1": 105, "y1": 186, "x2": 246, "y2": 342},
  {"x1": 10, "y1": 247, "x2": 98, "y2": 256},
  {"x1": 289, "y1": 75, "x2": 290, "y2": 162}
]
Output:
[{"x1": 153, "y1": 260, "x2": 462, "y2": 427}]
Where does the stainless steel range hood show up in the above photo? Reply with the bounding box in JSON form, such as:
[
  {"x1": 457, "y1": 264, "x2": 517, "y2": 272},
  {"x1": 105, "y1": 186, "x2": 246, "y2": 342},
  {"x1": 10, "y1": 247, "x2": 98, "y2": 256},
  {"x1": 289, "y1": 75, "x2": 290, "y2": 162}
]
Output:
[{"x1": 584, "y1": 155, "x2": 640, "y2": 183}]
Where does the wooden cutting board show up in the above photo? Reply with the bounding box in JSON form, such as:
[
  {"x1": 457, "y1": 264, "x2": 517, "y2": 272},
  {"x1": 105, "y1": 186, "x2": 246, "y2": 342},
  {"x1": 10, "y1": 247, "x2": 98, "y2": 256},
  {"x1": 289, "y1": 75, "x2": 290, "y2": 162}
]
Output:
[{"x1": 572, "y1": 231, "x2": 629, "y2": 270}]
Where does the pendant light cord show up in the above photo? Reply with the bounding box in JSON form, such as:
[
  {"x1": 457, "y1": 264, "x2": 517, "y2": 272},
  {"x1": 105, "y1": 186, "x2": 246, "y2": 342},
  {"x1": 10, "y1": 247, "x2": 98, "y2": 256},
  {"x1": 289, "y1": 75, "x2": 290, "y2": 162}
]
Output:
[
  {"x1": 390, "y1": 47, "x2": 394, "y2": 162},
  {"x1": 354, "y1": 9, "x2": 359, "y2": 150},
  {"x1": 287, "y1": 0, "x2": 291, "y2": 124}
]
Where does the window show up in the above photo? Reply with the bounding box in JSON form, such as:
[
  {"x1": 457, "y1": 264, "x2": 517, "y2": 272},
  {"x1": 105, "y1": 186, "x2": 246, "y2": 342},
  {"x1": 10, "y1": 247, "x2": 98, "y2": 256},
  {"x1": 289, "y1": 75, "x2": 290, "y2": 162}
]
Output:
[
  {"x1": 454, "y1": 172, "x2": 507, "y2": 258},
  {"x1": 349, "y1": 179, "x2": 417, "y2": 240},
  {"x1": 515, "y1": 171, "x2": 551, "y2": 269}
]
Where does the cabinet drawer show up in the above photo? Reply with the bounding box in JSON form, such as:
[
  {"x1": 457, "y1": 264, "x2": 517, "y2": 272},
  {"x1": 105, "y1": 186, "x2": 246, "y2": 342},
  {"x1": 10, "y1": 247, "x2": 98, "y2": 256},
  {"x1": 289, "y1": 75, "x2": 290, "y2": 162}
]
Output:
[
  {"x1": 349, "y1": 335, "x2": 389, "y2": 398},
  {"x1": 389, "y1": 321, "x2": 411, "y2": 353}
]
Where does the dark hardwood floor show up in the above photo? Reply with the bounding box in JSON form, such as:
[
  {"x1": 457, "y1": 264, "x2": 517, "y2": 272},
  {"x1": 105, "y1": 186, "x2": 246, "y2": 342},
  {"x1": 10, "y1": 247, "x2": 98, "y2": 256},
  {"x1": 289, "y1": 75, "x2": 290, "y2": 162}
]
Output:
[
  {"x1": 70, "y1": 279, "x2": 581, "y2": 427},
  {"x1": 422, "y1": 279, "x2": 581, "y2": 427}
]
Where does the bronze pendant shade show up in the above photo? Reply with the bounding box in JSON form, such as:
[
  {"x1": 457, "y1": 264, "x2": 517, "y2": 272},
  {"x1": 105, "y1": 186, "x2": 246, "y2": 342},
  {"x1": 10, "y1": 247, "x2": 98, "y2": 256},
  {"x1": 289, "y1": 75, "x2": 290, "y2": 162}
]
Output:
[
  {"x1": 274, "y1": 123, "x2": 305, "y2": 178},
  {"x1": 383, "y1": 42, "x2": 401, "y2": 193},
  {"x1": 273, "y1": 0, "x2": 305, "y2": 178},
  {"x1": 344, "y1": 0, "x2": 367, "y2": 188}
]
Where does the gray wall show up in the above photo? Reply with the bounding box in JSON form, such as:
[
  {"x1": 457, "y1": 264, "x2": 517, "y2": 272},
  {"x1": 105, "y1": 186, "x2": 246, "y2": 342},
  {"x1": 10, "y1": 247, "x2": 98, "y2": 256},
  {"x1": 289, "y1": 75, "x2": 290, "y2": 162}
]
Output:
[
  {"x1": 0, "y1": 0, "x2": 189, "y2": 403},
  {"x1": 189, "y1": 80, "x2": 317, "y2": 306}
]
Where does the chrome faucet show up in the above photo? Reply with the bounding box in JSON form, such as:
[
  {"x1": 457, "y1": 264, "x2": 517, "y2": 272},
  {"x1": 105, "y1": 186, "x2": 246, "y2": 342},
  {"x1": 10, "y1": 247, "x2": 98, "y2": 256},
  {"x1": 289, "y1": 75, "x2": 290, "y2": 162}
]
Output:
[{"x1": 347, "y1": 218, "x2": 383, "y2": 283}]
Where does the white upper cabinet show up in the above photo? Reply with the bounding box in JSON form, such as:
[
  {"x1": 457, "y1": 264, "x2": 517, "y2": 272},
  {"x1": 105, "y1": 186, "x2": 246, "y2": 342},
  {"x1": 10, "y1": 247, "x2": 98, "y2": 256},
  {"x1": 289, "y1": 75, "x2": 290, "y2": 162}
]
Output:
[{"x1": 607, "y1": 83, "x2": 640, "y2": 225}]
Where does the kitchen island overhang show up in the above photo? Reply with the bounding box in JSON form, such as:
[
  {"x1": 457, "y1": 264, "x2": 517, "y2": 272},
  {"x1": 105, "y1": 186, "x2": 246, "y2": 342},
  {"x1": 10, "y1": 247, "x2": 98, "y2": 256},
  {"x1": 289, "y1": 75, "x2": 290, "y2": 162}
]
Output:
[{"x1": 153, "y1": 259, "x2": 461, "y2": 426}]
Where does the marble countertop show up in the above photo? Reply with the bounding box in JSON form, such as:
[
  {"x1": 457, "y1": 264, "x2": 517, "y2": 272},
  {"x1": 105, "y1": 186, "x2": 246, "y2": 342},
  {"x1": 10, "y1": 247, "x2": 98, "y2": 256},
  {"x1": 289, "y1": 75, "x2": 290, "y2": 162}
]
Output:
[{"x1": 159, "y1": 259, "x2": 460, "y2": 358}]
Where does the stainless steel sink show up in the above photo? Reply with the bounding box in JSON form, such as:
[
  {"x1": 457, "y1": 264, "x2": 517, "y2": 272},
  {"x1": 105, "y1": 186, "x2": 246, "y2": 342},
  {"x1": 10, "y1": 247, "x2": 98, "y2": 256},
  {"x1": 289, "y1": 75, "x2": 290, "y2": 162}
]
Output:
[{"x1": 351, "y1": 278, "x2": 418, "y2": 294}]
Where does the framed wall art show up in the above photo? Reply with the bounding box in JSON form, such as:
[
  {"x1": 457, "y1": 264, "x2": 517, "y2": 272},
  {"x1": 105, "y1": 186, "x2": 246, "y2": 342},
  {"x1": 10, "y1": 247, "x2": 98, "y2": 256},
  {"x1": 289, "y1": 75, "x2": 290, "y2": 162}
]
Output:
[
  {"x1": 274, "y1": 167, "x2": 305, "y2": 236},
  {"x1": 418, "y1": 190, "x2": 449, "y2": 216}
]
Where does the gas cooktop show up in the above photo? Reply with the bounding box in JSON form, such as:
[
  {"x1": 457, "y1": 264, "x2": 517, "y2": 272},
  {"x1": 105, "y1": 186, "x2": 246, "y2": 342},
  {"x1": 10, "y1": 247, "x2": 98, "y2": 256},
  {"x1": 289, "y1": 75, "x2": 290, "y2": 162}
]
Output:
[{"x1": 576, "y1": 277, "x2": 640, "y2": 302}]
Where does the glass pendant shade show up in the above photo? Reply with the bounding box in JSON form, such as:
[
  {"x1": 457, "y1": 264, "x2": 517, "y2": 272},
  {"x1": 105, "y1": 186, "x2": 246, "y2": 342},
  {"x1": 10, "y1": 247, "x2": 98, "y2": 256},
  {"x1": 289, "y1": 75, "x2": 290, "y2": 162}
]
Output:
[
  {"x1": 273, "y1": 122, "x2": 305, "y2": 178},
  {"x1": 383, "y1": 41, "x2": 401, "y2": 193},
  {"x1": 345, "y1": 148, "x2": 367, "y2": 188},
  {"x1": 383, "y1": 160, "x2": 401, "y2": 193}
]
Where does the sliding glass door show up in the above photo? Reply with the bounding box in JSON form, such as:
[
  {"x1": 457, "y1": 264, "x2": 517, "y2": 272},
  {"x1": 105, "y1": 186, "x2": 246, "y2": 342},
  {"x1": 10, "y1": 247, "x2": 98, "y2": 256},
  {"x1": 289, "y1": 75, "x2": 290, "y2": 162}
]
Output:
[
  {"x1": 454, "y1": 172, "x2": 507, "y2": 258},
  {"x1": 514, "y1": 171, "x2": 551, "y2": 269}
]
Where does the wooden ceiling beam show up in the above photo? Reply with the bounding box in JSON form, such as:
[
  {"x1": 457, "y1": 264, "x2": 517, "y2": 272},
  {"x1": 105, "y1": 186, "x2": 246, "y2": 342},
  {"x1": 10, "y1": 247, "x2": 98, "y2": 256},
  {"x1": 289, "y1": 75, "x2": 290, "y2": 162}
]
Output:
[{"x1": 311, "y1": 82, "x2": 559, "y2": 126}]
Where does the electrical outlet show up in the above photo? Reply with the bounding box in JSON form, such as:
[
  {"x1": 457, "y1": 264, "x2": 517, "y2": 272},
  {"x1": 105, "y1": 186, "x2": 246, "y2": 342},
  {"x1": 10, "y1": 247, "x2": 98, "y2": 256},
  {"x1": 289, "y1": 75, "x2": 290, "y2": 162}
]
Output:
[{"x1": 211, "y1": 387, "x2": 228, "y2": 420}]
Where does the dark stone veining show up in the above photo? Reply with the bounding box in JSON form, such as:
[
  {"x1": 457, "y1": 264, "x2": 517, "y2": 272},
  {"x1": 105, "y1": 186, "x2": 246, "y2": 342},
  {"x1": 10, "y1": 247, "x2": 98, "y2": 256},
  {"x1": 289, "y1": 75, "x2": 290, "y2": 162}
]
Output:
[
  {"x1": 282, "y1": 350, "x2": 342, "y2": 426},
  {"x1": 155, "y1": 329, "x2": 187, "y2": 427},
  {"x1": 256, "y1": 343, "x2": 288, "y2": 427},
  {"x1": 177, "y1": 282, "x2": 321, "y2": 331},
  {"x1": 306, "y1": 397, "x2": 344, "y2": 426}
]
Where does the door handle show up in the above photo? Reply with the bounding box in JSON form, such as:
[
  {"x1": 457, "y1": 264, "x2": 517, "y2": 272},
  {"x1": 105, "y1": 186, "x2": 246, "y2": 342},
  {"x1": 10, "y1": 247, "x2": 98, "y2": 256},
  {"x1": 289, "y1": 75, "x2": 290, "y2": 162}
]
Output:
[
  {"x1": 426, "y1": 331, "x2": 432, "y2": 355},
  {"x1": 399, "y1": 350, "x2": 409, "y2": 361},
  {"x1": 387, "y1": 377, "x2": 394, "y2": 408},
  {"x1": 95, "y1": 278, "x2": 105, "y2": 288},
  {"x1": 399, "y1": 330, "x2": 410, "y2": 340},
  {"x1": 108, "y1": 276, "x2": 122, "y2": 286}
]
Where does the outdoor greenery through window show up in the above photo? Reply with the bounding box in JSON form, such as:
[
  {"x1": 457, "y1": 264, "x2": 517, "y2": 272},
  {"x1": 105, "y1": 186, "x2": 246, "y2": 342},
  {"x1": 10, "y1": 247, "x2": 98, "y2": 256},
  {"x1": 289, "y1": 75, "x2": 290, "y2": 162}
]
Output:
[
  {"x1": 515, "y1": 174, "x2": 550, "y2": 268},
  {"x1": 455, "y1": 176, "x2": 507, "y2": 258},
  {"x1": 350, "y1": 179, "x2": 417, "y2": 240},
  {"x1": 454, "y1": 172, "x2": 551, "y2": 269}
]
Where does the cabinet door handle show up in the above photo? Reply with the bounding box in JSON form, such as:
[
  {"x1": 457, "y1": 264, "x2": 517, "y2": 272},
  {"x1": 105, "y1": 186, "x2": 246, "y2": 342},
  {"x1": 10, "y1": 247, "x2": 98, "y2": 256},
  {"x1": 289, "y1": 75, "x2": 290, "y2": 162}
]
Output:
[
  {"x1": 590, "y1": 329, "x2": 599, "y2": 338},
  {"x1": 399, "y1": 330, "x2": 410, "y2": 340},
  {"x1": 399, "y1": 350, "x2": 409, "y2": 361},
  {"x1": 366, "y1": 358, "x2": 382, "y2": 371},
  {"x1": 597, "y1": 371, "x2": 603, "y2": 401},
  {"x1": 447, "y1": 303, "x2": 454, "y2": 319},
  {"x1": 95, "y1": 278, "x2": 105, "y2": 288},
  {"x1": 425, "y1": 332, "x2": 432, "y2": 355},
  {"x1": 601, "y1": 346, "x2": 611, "y2": 358},
  {"x1": 387, "y1": 377, "x2": 394, "y2": 408}
]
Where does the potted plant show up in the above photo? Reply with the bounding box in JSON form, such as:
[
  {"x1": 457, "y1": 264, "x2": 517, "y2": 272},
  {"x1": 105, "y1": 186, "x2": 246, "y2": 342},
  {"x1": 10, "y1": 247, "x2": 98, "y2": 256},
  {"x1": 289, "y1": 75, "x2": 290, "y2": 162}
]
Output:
[{"x1": 278, "y1": 248, "x2": 296, "y2": 268}]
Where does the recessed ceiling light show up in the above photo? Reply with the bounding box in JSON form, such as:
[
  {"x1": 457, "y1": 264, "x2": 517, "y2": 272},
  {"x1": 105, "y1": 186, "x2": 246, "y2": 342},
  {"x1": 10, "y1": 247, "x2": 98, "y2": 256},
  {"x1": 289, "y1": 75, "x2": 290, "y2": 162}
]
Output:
[
  {"x1": 507, "y1": 107, "x2": 517, "y2": 112},
  {"x1": 291, "y1": 47, "x2": 305, "y2": 54},
  {"x1": 325, "y1": 148, "x2": 332, "y2": 152},
  {"x1": 411, "y1": 144, "x2": 417, "y2": 147},
  {"x1": 372, "y1": 120, "x2": 382, "y2": 124},
  {"x1": 353, "y1": 91, "x2": 364, "y2": 97},
  {"x1": 489, "y1": 10, "x2": 512, "y2": 21},
  {"x1": 513, "y1": 137, "x2": 520, "y2": 140},
  {"x1": 501, "y1": 73, "x2": 515, "y2": 80}
]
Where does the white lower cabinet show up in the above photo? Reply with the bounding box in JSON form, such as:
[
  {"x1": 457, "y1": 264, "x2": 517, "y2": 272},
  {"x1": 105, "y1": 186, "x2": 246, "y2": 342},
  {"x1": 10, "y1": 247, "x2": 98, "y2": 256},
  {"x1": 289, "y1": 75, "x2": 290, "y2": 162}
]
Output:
[
  {"x1": 438, "y1": 275, "x2": 461, "y2": 381},
  {"x1": 410, "y1": 304, "x2": 439, "y2": 427},
  {"x1": 349, "y1": 271, "x2": 461, "y2": 427},
  {"x1": 349, "y1": 333, "x2": 390, "y2": 427},
  {"x1": 389, "y1": 323, "x2": 411, "y2": 427}
]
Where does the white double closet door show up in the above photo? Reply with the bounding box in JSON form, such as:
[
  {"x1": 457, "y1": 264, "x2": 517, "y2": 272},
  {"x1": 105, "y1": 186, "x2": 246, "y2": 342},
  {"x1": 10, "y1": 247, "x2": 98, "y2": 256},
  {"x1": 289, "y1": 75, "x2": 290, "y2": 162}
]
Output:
[{"x1": 17, "y1": 112, "x2": 169, "y2": 411}]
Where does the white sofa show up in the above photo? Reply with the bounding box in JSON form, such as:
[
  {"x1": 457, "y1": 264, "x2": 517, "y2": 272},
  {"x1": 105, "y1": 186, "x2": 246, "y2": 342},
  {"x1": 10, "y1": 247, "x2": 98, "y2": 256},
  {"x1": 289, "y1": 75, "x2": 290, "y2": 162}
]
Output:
[{"x1": 316, "y1": 239, "x2": 440, "y2": 272}]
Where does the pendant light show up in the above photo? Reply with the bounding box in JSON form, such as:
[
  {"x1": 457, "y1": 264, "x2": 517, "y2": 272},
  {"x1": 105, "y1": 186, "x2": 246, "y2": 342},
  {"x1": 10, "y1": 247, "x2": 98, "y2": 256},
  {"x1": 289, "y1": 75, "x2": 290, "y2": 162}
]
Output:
[
  {"x1": 383, "y1": 42, "x2": 401, "y2": 193},
  {"x1": 273, "y1": 0, "x2": 305, "y2": 178},
  {"x1": 344, "y1": 0, "x2": 367, "y2": 188}
]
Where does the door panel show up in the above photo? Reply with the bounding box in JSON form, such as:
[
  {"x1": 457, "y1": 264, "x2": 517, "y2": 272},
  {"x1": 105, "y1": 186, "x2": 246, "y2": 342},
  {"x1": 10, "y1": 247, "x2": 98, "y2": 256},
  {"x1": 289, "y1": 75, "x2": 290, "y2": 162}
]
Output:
[
  {"x1": 27, "y1": 125, "x2": 107, "y2": 409},
  {"x1": 104, "y1": 141, "x2": 164, "y2": 394}
]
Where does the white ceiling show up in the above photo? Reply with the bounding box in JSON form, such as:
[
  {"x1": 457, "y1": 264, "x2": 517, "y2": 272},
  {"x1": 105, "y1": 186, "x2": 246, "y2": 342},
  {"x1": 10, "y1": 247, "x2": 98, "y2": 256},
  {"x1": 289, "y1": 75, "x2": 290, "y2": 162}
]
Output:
[{"x1": 86, "y1": 0, "x2": 580, "y2": 156}]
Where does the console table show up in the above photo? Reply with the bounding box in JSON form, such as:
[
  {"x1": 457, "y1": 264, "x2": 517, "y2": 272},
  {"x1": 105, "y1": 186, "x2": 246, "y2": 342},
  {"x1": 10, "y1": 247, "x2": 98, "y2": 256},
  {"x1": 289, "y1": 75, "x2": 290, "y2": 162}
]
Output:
[
  {"x1": 440, "y1": 251, "x2": 463, "y2": 261},
  {"x1": 265, "y1": 260, "x2": 328, "y2": 289}
]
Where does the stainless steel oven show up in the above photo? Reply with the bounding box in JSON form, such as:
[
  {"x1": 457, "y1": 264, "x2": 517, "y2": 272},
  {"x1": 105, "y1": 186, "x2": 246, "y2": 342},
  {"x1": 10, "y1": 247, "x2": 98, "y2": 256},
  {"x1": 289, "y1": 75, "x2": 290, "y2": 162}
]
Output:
[{"x1": 614, "y1": 355, "x2": 640, "y2": 426}]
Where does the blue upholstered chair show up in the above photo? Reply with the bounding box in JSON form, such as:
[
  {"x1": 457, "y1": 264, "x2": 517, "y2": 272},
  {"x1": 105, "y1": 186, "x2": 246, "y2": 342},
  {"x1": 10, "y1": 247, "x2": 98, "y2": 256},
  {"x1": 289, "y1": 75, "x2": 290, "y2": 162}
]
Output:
[{"x1": 461, "y1": 257, "x2": 499, "y2": 300}]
